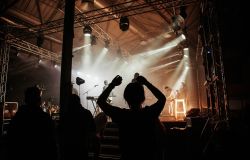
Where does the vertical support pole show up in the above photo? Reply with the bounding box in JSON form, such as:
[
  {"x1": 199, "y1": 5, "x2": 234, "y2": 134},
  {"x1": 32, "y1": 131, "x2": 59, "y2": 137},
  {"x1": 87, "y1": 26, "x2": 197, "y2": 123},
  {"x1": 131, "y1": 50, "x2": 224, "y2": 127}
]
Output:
[{"x1": 59, "y1": 0, "x2": 75, "y2": 126}]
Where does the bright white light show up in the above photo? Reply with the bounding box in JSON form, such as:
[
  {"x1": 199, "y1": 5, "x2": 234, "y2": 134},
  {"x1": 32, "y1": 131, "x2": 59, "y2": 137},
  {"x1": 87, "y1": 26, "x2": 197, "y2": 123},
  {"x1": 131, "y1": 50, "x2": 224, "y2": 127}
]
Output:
[
  {"x1": 173, "y1": 67, "x2": 189, "y2": 91},
  {"x1": 84, "y1": 33, "x2": 91, "y2": 37},
  {"x1": 103, "y1": 47, "x2": 108, "y2": 52},
  {"x1": 149, "y1": 60, "x2": 180, "y2": 73},
  {"x1": 73, "y1": 44, "x2": 91, "y2": 52},
  {"x1": 77, "y1": 71, "x2": 84, "y2": 76},
  {"x1": 92, "y1": 48, "x2": 108, "y2": 70},
  {"x1": 181, "y1": 34, "x2": 186, "y2": 40}
]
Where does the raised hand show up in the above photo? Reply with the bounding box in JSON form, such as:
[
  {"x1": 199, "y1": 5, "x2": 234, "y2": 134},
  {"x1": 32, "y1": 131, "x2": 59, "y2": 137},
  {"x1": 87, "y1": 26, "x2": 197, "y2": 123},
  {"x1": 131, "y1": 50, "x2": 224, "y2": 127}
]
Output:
[
  {"x1": 136, "y1": 76, "x2": 148, "y2": 85},
  {"x1": 111, "y1": 75, "x2": 122, "y2": 86}
]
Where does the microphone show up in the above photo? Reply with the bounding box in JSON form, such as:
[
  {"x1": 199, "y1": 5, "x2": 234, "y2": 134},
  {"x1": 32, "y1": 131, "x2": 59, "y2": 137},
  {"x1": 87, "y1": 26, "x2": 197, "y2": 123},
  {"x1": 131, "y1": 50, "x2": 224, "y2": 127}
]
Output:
[{"x1": 94, "y1": 85, "x2": 98, "y2": 87}]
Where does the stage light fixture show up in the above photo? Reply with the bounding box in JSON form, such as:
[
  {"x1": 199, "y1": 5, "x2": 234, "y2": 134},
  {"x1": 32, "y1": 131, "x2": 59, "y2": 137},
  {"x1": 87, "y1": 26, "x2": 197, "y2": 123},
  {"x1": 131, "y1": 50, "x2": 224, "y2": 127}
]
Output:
[
  {"x1": 171, "y1": 15, "x2": 184, "y2": 32},
  {"x1": 119, "y1": 16, "x2": 129, "y2": 31},
  {"x1": 83, "y1": 25, "x2": 92, "y2": 36}
]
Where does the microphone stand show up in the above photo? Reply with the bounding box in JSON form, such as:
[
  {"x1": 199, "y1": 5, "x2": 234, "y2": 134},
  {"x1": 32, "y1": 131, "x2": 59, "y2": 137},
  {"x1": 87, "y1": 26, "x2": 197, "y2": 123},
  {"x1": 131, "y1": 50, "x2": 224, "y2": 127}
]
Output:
[{"x1": 82, "y1": 85, "x2": 98, "y2": 109}]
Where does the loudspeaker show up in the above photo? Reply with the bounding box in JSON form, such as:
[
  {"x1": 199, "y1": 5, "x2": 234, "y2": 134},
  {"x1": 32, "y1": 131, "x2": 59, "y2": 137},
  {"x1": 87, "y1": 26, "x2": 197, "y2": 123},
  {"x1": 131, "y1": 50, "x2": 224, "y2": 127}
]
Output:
[{"x1": 76, "y1": 77, "x2": 85, "y2": 85}]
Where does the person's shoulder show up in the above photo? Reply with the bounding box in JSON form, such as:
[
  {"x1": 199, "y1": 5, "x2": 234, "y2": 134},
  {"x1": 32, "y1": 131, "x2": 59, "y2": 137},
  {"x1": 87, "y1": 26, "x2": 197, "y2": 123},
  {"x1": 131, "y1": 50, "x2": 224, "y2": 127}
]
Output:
[{"x1": 82, "y1": 107, "x2": 93, "y2": 116}]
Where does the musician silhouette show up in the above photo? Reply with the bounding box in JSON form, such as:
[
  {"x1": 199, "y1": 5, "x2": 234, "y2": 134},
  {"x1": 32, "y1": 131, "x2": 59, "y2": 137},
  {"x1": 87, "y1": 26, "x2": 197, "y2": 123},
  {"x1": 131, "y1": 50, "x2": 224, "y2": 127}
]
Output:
[{"x1": 163, "y1": 86, "x2": 175, "y2": 116}]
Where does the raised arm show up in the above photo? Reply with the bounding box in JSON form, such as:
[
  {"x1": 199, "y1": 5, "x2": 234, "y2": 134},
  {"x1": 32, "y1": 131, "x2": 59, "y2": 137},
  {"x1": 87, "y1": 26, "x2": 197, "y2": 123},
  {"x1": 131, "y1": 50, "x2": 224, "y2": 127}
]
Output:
[
  {"x1": 97, "y1": 75, "x2": 122, "y2": 115},
  {"x1": 137, "y1": 76, "x2": 166, "y2": 115}
]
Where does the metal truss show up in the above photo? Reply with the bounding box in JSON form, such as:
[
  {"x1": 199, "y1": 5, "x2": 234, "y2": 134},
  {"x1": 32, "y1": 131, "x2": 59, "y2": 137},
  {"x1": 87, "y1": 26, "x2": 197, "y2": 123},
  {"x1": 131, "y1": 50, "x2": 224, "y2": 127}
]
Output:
[
  {"x1": 0, "y1": 0, "x2": 198, "y2": 69},
  {"x1": 6, "y1": 34, "x2": 61, "y2": 63},
  {"x1": 0, "y1": 40, "x2": 10, "y2": 135},
  {"x1": 5, "y1": 0, "x2": 197, "y2": 39},
  {"x1": 0, "y1": 40, "x2": 10, "y2": 104},
  {"x1": 0, "y1": 0, "x2": 198, "y2": 63},
  {"x1": 199, "y1": 0, "x2": 229, "y2": 120}
]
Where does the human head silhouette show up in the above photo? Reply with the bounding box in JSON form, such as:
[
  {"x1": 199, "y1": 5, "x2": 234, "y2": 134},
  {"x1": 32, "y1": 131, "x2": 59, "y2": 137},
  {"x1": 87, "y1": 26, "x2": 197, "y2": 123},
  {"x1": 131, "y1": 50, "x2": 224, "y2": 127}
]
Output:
[
  {"x1": 70, "y1": 94, "x2": 81, "y2": 106},
  {"x1": 123, "y1": 82, "x2": 145, "y2": 109},
  {"x1": 24, "y1": 86, "x2": 42, "y2": 106},
  {"x1": 104, "y1": 80, "x2": 108, "y2": 85},
  {"x1": 134, "y1": 72, "x2": 139, "y2": 78}
]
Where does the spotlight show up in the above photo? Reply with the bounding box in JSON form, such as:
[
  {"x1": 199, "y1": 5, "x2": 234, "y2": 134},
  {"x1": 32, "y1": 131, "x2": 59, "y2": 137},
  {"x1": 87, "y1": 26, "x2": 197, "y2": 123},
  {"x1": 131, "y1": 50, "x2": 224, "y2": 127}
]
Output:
[
  {"x1": 119, "y1": 16, "x2": 129, "y2": 31},
  {"x1": 171, "y1": 15, "x2": 184, "y2": 32},
  {"x1": 38, "y1": 59, "x2": 42, "y2": 64},
  {"x1": 83, "y1": 25, "x2": 92, "y2": 36}
]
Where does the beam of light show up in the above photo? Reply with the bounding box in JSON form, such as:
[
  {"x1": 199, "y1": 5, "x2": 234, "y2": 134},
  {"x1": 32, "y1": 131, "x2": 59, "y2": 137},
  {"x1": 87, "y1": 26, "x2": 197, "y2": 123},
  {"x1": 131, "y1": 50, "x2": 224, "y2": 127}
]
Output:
[
  {"x1": 160, "y1": 52, "x2": 182, "y2": 61},
  {"x1": 127, "y1": 34, "x2": 186, "y2": 72},
  {"x1": 73, "y1": 44, "x2": 91, "y2": 52},
  {"x1": 139, "y1": 31, "x2": 172, "y2": 49},
  {"x1": 136, "y1": 43, "x2": 176, "y2": 58},
  {"x1": 172, "y1": 66, "x2": 189, "y2": 92},
  {"x1": 164, "y1": 68, "x2": 176, "y2": 74},
  {"x1": 91, "y1": 48, "x2": 108, "y2": 70},
  {"x1": 82, "y1": 36, "x2": 92, "y2": 71},
  {"x1": 114, "y1": 60, "x2": 129, "y2": 76},
  {"x1": 135, "y1": 34, "x2": 186, "y2": 58},
  {"x1": 168, "y1": 53, "x2": 186, "y2": 87},
  {"x1": 149, "y1": 60, "x2": 181, "y2": 73},
  {"x1": 183, "y1": 48, "x2": 190, "y2": 68}
]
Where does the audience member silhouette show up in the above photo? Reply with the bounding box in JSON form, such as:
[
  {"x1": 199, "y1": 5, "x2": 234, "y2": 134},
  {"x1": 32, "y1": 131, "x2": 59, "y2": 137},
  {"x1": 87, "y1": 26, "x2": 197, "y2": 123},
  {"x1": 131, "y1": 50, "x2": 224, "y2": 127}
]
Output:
[
  {"x1": 131, "y1": 72, "x2": 140, "y2": 83},
  {"x1": 6, "y1": 86, "x2": 58, "y2": 160},
  {"x1": 97, "y1": 75, "x2": 166, "y2": 160},
  {"x1": 61, "y1": 94, "x2": 96, "y2": 160}
]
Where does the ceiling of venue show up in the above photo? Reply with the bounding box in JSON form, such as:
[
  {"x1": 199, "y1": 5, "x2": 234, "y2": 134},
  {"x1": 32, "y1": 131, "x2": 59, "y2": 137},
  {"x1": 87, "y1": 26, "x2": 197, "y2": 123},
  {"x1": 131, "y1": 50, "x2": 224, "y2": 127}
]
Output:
[
  {"x1": 0, "y1": 0, "x2": 201, "y2": 106},
  {"x1": 0, "y1": 0, "x2": 200, "y2": 62}
]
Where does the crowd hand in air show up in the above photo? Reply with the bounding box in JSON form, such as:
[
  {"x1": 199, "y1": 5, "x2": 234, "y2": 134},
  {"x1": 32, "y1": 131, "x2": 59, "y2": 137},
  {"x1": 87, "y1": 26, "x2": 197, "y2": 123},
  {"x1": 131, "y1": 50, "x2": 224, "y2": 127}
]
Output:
[
  {"x1": 136, "y1": 75, "x2": 148, "y2": 85},
  {"x1": 110, "y1": 75, "x2": 122, "y2": 87}
]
